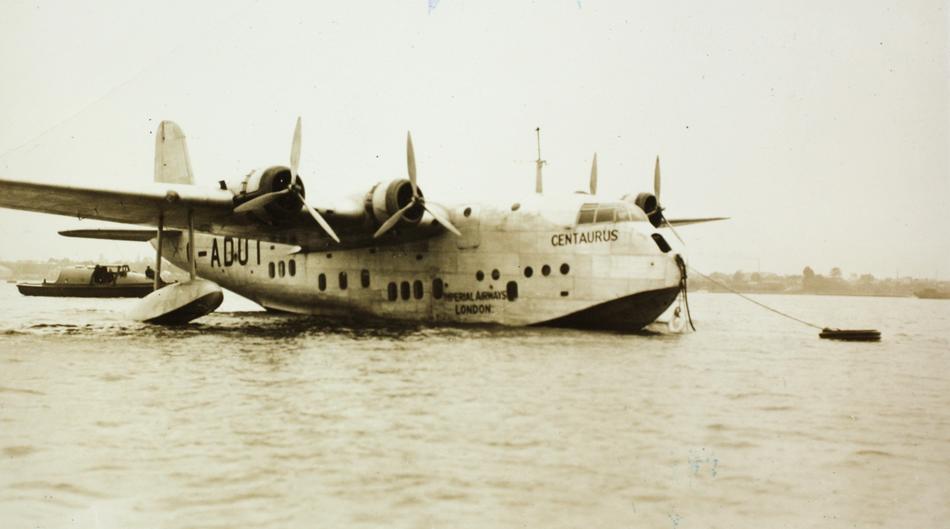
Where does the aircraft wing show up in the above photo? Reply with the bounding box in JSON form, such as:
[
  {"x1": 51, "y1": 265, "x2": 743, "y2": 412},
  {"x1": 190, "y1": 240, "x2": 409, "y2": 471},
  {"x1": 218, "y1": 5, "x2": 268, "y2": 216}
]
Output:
[
  {"x1": 0, "y1": 177, "x2": 447, "y2": 250},
  {"x1": 666, "y1": 217, "x2": 729, "y2": 227},
  {"x1": 0, "y1": 177, "x2": 356, "y2": 249},
  {"x1": 0, "y1": 177, "x2": 233, "y2": 224}
]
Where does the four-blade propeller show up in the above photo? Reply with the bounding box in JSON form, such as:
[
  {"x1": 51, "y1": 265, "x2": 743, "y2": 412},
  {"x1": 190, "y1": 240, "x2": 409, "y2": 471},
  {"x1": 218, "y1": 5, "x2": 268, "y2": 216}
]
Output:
[
  {"x1": 234, "y1": 117, "x2": 340, "y2": 243},
  {"x1": 648, "y1": 156, "x2": 685, "y2": 245},
  {"x1": 373, "y1": 132, "x2": 462, "y2": 239},
  {"x1": 589, "y1": 153, "x2": 598, "y2": 195}
]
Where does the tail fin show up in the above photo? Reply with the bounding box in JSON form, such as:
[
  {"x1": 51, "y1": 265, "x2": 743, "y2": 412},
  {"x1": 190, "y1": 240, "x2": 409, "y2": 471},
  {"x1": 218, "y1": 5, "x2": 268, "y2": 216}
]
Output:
[{"x1": 154, "y1": 121, "x2": 194, "y2": 184}]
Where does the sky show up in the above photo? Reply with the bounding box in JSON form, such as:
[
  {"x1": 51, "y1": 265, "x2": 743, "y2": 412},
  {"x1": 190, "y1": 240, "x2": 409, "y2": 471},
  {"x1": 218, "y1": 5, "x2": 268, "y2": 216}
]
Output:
[{"x1": 0, "y1": 0, "x2": 947, "y2": 279}]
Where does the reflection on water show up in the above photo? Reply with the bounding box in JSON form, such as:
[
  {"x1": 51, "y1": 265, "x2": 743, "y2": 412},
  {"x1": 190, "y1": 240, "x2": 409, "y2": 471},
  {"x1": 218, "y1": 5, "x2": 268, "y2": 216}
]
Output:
[{"x1": 0, "y1": 284, "x2": 948, "y2": 528}]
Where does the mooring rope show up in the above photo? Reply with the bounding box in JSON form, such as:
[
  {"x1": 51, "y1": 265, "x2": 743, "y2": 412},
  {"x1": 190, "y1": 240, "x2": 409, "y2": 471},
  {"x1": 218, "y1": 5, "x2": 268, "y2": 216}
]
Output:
[
  {"x1": 675, "y1": 255, "x2": 696, "y2": 331},
  {"x1": 687, "y1": 265, "x2": 825, "y2": 330}
]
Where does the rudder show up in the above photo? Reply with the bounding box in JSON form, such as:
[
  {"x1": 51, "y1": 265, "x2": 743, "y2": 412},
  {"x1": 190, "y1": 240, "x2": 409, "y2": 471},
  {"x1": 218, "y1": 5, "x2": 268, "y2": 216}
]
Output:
[{"x1": 154, "y1": 121, "x2": 194, "y2": 184}]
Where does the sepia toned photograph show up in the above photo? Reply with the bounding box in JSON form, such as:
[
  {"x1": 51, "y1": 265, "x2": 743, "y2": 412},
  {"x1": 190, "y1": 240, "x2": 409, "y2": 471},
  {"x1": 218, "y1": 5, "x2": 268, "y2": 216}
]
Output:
[{"x1": 0, "y1": 1, "x2": 947, "y2": 527}]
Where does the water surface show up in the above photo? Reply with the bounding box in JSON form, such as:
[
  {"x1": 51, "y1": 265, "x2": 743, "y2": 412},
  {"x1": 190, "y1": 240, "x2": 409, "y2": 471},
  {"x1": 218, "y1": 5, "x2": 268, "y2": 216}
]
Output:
[{"x1": 1, "y1": 285, "x2": 947, "y2": 528}]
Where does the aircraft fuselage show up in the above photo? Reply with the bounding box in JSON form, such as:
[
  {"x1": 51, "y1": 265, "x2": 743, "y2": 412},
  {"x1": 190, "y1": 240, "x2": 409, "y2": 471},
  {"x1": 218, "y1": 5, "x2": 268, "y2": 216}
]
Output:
[{"x1": 159, "y1": 197, "x2": 683, "y2": 331}]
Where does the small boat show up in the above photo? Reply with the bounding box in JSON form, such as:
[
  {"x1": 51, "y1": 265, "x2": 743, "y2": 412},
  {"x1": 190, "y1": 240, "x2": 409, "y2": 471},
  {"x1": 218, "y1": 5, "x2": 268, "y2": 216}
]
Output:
[
  {"x1": 16, "y1": 264, "x2": 158, "y2": 298},
  {"x1": 819, "y1": 328, "x2": 881, "y2": 342},
  {"x1": 914, "y1": 288, "x2": 950, "y2": 300}
]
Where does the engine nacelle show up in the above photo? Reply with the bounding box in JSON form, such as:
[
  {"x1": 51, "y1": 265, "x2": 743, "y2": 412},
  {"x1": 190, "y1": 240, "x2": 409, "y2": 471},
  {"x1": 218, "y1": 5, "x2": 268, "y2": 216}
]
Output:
[
  {"x1": 367, "y1": 179, "x2": 424, "y2": 227},
  {"x1": 231, "y1": 166, "x2": 304, "y2": 223},
  {"x1": 626, "y1": 192, "x2": 663, "y2": 227}
]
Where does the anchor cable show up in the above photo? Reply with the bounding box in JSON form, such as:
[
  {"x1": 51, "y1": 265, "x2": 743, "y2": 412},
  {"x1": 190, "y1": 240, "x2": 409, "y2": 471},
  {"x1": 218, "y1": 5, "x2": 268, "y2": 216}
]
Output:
[
  {"x1": 687, "y1": 265, "x2": 824, "y2": 331},
  {"x1": 675, "y1": 255, "x2": 696, "y2": 331}
]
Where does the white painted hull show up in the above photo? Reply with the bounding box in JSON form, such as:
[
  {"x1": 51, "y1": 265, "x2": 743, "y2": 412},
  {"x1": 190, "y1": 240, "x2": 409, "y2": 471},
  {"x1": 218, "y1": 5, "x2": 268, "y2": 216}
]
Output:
[{"x1": 158, "y1": 205, "x2": 683, "y2": 331}]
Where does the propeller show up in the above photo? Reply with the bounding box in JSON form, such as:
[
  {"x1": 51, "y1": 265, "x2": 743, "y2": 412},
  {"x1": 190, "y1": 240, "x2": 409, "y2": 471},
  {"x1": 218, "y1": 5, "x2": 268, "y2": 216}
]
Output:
[
  {"x1": 651, "y1": 156, "x2": 685, "y2": 245},
  {"x1": 589, "y1": 153, "x2": 598, "y2": 195},
  {"x1": 234, "y1": 118, "x2": 340, "y2": 243},
  {"x1": 373, "y1": 132, "x2": 462, "y2": 239}
]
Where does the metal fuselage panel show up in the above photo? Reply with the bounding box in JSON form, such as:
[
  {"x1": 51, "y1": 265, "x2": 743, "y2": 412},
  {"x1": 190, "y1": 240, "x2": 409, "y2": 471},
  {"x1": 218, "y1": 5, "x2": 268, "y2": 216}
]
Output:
[{"x1": 157, "y1": 203, "x2": 682, "y2": 327}]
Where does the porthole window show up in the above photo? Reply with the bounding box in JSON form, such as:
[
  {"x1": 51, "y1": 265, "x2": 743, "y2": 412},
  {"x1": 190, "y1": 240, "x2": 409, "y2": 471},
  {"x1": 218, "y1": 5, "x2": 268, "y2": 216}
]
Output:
[
  {"x1": 506, "y1": 281, "x2": 519, "y2": 301},
  {"x1": 560, "y1": 263, "x2": 570, "y2": 275},
  {"x1": 278, "y1": 261, "x2": 286, "y2": 277},
  {"x1": 413, "y1": 280, "x2": 423, "y2": 299},
  {"x1": 524, "y1": 266, "x2": 533, "y2": 278},
  {"x1": 542, "y1": 265, "x2": 551, "y2": 276},
  {"x1": 387, "y1": 282, "x2": 398, "y2": 301},
  {"x1": 268, "y1": 262, "x2": 275, "y2": 278},
  {"x1": 491, "y1": 269, "x2": 500, "y2": 280},
  {"x1": 463, "y1": 207, "x2": 472, "y2": 217},
  {"x1": 476, "y1": 270, "x2": 485, "y2": 281},
  {"x1": 288, "y1": 259, "x2": 296, "y2": 276},
  {"x1": 432, "y1": 278, "x2": 444, "y2": 299},
  {"x1": 400, "y1": 281, "x2": 411, "y2": 300},
  {"x1": 361, "y1": 269, "x2": 370, "y2": 288},
  {"x1": 318, "y1": 273, "x2": 326, "y2": 291},
  {"x1": 339, "y1": 271, "x2": 348, "y2": 289}
]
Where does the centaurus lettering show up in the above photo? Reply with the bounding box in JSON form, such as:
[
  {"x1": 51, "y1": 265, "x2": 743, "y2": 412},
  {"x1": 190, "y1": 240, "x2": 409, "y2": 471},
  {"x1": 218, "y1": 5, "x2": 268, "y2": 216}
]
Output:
[{"x1": 550, "y1": 229, "x2": 619, "y2": 247}]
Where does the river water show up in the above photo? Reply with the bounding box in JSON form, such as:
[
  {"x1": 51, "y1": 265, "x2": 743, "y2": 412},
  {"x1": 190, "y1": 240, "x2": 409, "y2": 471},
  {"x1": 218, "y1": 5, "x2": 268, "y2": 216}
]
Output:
[{"x1": 0, "y1": 284, "x2": 947, "y2": 528}]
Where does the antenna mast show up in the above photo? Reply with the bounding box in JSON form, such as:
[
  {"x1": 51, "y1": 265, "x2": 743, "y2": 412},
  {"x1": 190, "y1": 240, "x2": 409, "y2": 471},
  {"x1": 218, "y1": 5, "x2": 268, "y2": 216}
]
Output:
[{"x1": 535, "y1": 127, "x2": 546, "y2": 193}]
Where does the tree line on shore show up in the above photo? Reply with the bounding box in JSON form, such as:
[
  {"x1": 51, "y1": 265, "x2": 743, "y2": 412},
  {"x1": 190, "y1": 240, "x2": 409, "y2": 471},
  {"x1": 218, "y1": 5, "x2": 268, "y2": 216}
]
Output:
[
  {"x1": 1, "y1": 258, "x2": 945, "y2": 297},
  {"x1": 692, "y1": 266, "x2": 947, "y2": 297}
]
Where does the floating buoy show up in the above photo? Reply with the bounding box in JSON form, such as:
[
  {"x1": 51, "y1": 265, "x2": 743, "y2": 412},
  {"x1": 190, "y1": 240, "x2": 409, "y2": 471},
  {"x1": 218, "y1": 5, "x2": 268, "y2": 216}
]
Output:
[{"x1": 819, "y1": 328, "x2": 881, "y2": 342}]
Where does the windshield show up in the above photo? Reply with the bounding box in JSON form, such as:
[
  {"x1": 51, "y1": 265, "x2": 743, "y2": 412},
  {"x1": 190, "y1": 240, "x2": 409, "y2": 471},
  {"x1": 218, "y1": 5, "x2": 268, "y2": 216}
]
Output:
[{"x1": 576, "y1": 202, "x2": 646, "y2": 225}]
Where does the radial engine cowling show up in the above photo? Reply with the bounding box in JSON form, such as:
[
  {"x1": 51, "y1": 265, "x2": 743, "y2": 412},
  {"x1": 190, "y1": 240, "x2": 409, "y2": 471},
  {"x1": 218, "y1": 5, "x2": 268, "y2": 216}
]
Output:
[
  {"x1": 233, "y1": 166, "x2": 304, "y2": 223},
  {"x1": 632, "y1": 192, "x2": 663, "y2": 227},
  {"x1": 367, "y1": 178, "x2": 424, "y2": 227}
]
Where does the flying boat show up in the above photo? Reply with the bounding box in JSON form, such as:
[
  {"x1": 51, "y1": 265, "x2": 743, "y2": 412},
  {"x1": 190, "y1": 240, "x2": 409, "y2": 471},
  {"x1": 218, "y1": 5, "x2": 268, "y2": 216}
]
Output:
[{"x1": 0, "y1": 119, "x2": 725, "y2": 328}]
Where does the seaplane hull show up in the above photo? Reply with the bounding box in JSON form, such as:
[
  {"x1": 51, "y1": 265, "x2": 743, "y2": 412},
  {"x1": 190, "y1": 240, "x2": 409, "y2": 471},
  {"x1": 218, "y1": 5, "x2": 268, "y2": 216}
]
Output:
[{"x1": 156, "y1": 210, "x2": 683, "y2": 331}]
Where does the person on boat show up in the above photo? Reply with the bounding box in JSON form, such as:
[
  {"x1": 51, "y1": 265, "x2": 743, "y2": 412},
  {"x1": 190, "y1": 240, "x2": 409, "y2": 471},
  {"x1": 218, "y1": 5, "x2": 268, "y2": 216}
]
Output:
[{"x1": 145, "y1": 266, "x2": 154, "y2": 280}]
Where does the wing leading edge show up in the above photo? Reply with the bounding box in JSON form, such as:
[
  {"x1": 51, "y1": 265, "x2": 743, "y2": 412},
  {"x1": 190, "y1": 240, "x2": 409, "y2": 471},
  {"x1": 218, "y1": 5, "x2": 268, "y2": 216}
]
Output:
[{"x1": 665, "y1": 217, "x2": 729, "y2": 227}]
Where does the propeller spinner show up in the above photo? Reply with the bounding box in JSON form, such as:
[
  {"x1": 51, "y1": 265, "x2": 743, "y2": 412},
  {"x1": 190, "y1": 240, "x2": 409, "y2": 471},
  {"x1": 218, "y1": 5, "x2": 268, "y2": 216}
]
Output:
[
  {"x1": 373, "y1": 133, "x2": 462, "y2": 239},
  {"x1": 233, "y1": 118, "x2": 340, "y2": 243}
]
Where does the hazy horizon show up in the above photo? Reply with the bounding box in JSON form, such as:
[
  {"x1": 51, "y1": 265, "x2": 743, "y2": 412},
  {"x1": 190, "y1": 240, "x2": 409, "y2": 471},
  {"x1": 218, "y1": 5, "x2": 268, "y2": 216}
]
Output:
[{"x1": 1, "y1": 1, "x2": 947, "y2": 278}]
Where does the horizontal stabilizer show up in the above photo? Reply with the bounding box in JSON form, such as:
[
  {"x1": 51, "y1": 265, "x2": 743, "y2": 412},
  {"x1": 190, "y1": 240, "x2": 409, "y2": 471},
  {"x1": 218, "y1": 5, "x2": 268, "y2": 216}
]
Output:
[
  {"x1": 59, "y1": 229, "x2": 182, "y2": 241},
  {"x1": 666, "y1": 217, "x2": 729, "y2": 227}
]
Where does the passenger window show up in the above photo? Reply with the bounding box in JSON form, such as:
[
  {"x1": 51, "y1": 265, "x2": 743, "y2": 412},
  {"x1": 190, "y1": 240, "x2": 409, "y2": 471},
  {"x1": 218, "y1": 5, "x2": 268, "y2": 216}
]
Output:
[
  {"x1": 288, "y1": 259, "x2": 296, "y2": 276},
  {"x1": 413, "y1": 280, "x2": 423, "y2": 299},
  {"x1": 387, "y1": 282, "x2": 397, "y2": 301},
  {"x1": 476, "y1": 271, "x2": 484, "y2": 281},
  {"x1": 278, "y1": 261, "x2": 286, "y2": 277},
  {"x1": 432, "y1": 278, "x2": 444, "y2": 299},
  {"x1": 339, "y1": 271, "x2": 348, "y2": 289},
  {"x1": 361, "y1": 269, "x2": 370, "y2": 288},
  {"x1": 491, "y1": 269, "x2": 500, "y2": 280},
  {"x1": 542, "y1": 265, "x2": 551, "y2": 276},
  {"x1": 524, "y1": 266, "x2": 533, "y2": 278},
  {"x1": 506, "y1": 281, "x2": 518, "y2": 301},
  {"x1": 400, "y1": 281, "x2": 410, "y2": 300},
  {"x1": 268, "y1": 262, "x2": 275, "y2": 278},
  {"x1": 318, "y1": 273, "x2": 326, "y2": 291}
]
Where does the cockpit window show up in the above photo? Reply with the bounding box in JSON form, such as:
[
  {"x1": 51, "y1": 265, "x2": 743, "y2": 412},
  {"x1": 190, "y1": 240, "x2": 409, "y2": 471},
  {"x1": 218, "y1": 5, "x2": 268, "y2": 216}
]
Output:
[
  {"x1": 578, "y1": 205, "x2": 596, "y2": 224},
  {"x1": 577, "y1": 202, "x2": 645, "y2": 225},
  {"x1": 594, "y1": 207, "x2": 615, "y2": 223}
]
